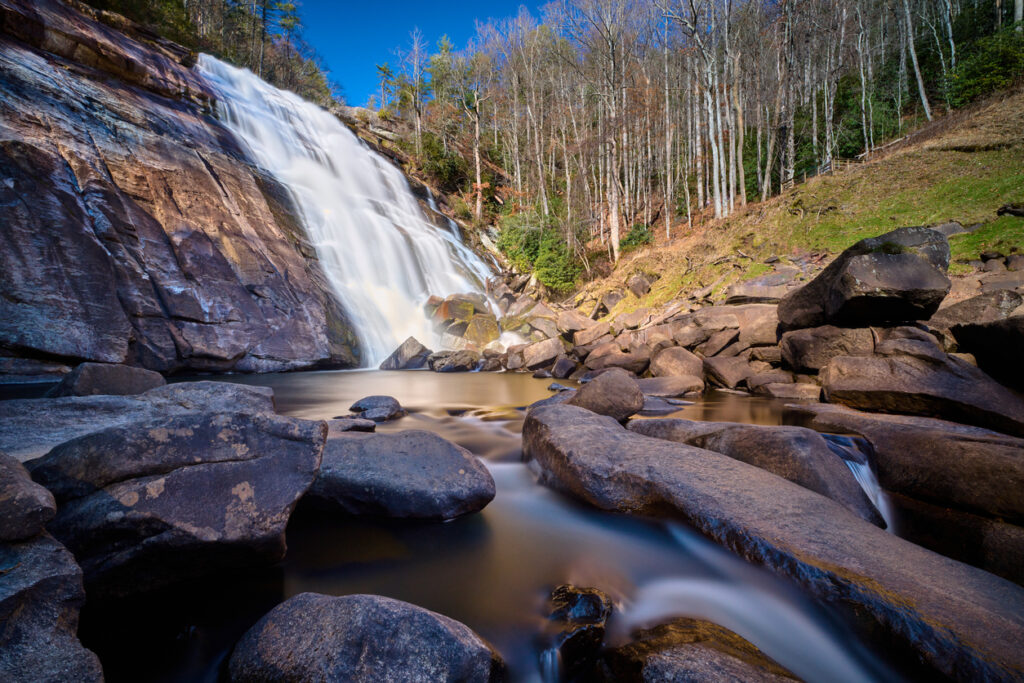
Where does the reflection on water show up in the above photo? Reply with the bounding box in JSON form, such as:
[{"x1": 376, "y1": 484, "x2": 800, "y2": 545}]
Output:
[{"x1": 78, "y1": 370, "x2": 901, "y2": 682}]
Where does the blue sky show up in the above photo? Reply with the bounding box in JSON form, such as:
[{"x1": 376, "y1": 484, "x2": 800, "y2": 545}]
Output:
[{"x1": 298, "y1": 1, "x2": 544, "y2": 106}]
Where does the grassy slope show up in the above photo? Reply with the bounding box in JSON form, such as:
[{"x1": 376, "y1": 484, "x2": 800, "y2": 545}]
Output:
[{"x1": 581, "y1": 87, "x2": 1024, "y2": 315}]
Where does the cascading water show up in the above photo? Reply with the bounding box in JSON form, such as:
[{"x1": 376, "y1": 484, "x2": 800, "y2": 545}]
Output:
[
  {"x1": 823, "y1": 434, "x2": 898, "y2": 533},
  {"x1": 196, "y1": 55, "x2": 495, "y2": 366}
]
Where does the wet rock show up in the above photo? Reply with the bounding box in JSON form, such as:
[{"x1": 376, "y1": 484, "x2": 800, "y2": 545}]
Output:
[
  {"x1": 27, "y1": 412, "x2": 324, "y2": 597},
  {"x1": 543, "y1": 585, "x2": 613, "y2": 681},
  {"x1": 0, "y1": 533, "x2": 103, "y2": 682},
  {"x1": 952, "y1": 314, "x2": 1024, "y2": 391},
  {"x1": 327, "y1": 417, "x2": 376, "y2": 434},
  {"x1": 433, "y1": 350, "x2": 482, "y2": 373},
  {"x1": 787, "y1": 403, "x2": 1024, "y2": 526},
  {"x1": 228, "y1": 593, "x2": 503, "y2": 682},
  {"x1": 46, "y1": 362, "x2": 165, "y2": 397},
  {"x1": 628, "y1": 419, "x2": 883, "y2": 525},
  {"x1": 779, "y1": 227, "x2": 951, "y2": 330},
  {"x1": 463, "y1": 314, "x2": 500, "y2": 347},
  {"x1": 523, "y1": 404, "x2": 1024, "y2": 681},
  {"x1": 568, "y1": 367, "x2": 644, "y2": 422},
  {"x1": 380, "y1": 336, "x2": 433, "y2": 370},
  {"x1": 649, "y1": 347, "x2": 703, "y2": 378},
  {"x1": 307, "y1": 430, "x2": 494, "y2": 520},
  {"x1": 0, "y1": 451, "x2": 55, "y2": 542},
  {"x1": 0, "y1": 381, "x2": 276, "y2": 462},
  {"x1": 635, "y1": 376, "x2": 704, "y2": 397},
  {"x1": 350, "y1": 395, "x2": 406, "y2": 421},
  {"x1": 821, "y1": 350, "x2": 1024, "y2": 437},
  {"x1": 522, "y1": 338, "x2": 566, "y2": 371},
  {"x1": 780, "y1": 325, "x2": 875, "y2": 372},
  {"x1": 627, "y1": 274, "x2": 652, "y2": 298},
  {"x1": 603, "y1": 618, "x2": 795, "y2": 682},
  {"x1": 703, "y1": 357, "x2": 756, "y2": 389},
  {"x1": 551, "y1": 356, "x2": 578, "y2": 379}
]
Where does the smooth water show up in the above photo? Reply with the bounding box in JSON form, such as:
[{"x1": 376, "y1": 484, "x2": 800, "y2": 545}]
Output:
[
  {"x1": 196, "y1": 56, "x2": 494, "y2": 365},
  {"x1": 79, "y1": 371, "x2": 905, "y2": 682}
]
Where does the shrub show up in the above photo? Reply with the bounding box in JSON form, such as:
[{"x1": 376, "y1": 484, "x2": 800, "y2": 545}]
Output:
[
  {"x1": 419, "y1": 132, "x2": 468, "y2": 193},
  {"x1": 949, "y1": 27, "x2": 1024, "y2": 107},
  {"x1": 621, "y1": 223, "x2": 653, "y2": 252},
  {"x1": 496, "y1": 212, "x2": 580, "y2": 293}
]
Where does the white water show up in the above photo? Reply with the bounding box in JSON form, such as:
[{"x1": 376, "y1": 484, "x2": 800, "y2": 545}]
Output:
[
  {"x1": 196, "y1": 55, "x2": 495, "y2": 366},
  {"x1": 823, "y1": 434, "x2": 898, "y2": 533}
]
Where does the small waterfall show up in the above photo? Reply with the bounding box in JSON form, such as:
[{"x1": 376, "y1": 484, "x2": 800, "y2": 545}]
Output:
[
  {"x1": 196, "y1": 55, "x2": 495, "y2": 365},
  {"x1": 823, "y1": 434, "x2": 898, "y2": 533}
]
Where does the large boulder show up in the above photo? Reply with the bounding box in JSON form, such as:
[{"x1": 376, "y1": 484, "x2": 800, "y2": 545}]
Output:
[
  {"x1": 574, "y1": 321, "x2": 612, "y2": 347},
  {"x1": 28, "y1": 412, "x2": 325, "y2": 596},
  {"x1": 46, "y1": 362, "x2": 165, "y2": 397},
  {"x1": 0, "y1": 451, "x2": 55, "y2": 542},
  {"x1": 0, "y1": 534, "x2": 103, "y2": 682},
  {"x1": 780, "y1": 325, "x2": 875, "y2": 373},
  {"x1": 306, "y1": 430, "x2": 495, "y2": 520},
  {"x1": 629, "y1": 419, "x2": 883, "y2": 525},
  {"x1": 379, "y1": 336, "x2": 432, "y2": 370},
  {"x1": 431, "y1": 350, "x2": 482, "y2": 373},
  {"x1": 724, "y1": 269, "x2": 800, "y2": 305},
  {"x1": 521, "y1": 337, "x2": 565, "y2": 370},
  {"x1": 568, "y1": 367, "x2": 644, "y2": 422},
  {"x1": 557, "y1": 309, "x2": 594, "y2": 336},
  {"x1": 821, "y1": 346, "x2": 1024, "y2": 437},
  {"x1": 649, "y1": 346, "x2": 703, "y2": 378},
  {"x1": 952, "y1": 314, "x2": 1024, "y2": 391},
  {"x1": 779, "y1": 227, "x2": 951, "y2": 330},
  {"x1": 523, "y1": 404, "x2": 1024, "y2": 681},
  {"x1": 463, "y1": 314, "x2": 500, "y2": 347},
  {"x1": 228, "y1": 593, "x2": 504, "y2": 682},
  {"x1": 704, "y1": 356, "x2": 758, "y2": 389},
  {"x1": 349, "y1": 395, "x2": 406, "y2": 422},
  {"x1": 0, "y1": 381, "x2": 276, "y2": 462},
  {"x1": 635, "y1": 376, "x2": 704, "y2": 397}
]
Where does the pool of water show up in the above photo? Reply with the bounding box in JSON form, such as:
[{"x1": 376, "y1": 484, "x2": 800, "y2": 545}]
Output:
[{"x1": 76, "y1": 370, "x2": 903, "y2": 682}]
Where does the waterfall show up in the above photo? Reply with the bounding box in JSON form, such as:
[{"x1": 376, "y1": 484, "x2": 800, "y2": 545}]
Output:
[
  {"x1": 196, "y1": 55, "x2": 495, "y2": 366},
  {"x1": 823, "y1": 434, "x2": 898, "y2": 533}
]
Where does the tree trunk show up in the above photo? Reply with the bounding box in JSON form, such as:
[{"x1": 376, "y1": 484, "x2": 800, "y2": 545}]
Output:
[{"x1": 903, "y1": 0, "x2": 933, "y2": 121}]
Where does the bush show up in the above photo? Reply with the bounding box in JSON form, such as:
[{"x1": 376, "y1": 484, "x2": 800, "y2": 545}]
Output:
[
  {"x1": 949, "y1": 27, "x2": 1024, "y2": 107},
  {"x1": 419, "y1": 132, "x2": 468, "y2": 193},
  {"x1": 497, "y1": 212, "x2": 580, "y2": 293},
  {"x1": 621, "y1": 223, "x2": 653, "y2": 252}
]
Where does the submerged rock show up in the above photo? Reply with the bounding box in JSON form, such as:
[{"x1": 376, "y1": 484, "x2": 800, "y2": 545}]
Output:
[
  {"x1": 779, "y1": 227, "x2": 951, "y2": 330},
  {"x1": 523, "y1": 404, "x2": 1024, "y2": 681},
  {"x1": 228, "y1": 593, "x2": 504, "y2": 682},
  {"x1": 0, "y1": 534, "x2": 103, "y2": 682},
  {"x1": 307, "y1": 430, "x2": 495, "y2": 520},
  {"x1": 0, "y1": 451, "x2": 55, "y2": 542},
  {"x1": 380, "y1": 336, "x2": 433, "y2": 370},
  {"x1": 349, "y1": 395, "x2": 406, "y2": 422},
  {"x1": 46, "y1": 362, "x2": 165, "y2": 397},
  {"x1": 28, "y1": 412, "x2": 325, "y2": 596}
]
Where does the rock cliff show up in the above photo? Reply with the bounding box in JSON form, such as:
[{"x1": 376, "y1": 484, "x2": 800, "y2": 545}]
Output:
[{"x1": 0, "y1": 0, "x2": 360, "y2": 375}]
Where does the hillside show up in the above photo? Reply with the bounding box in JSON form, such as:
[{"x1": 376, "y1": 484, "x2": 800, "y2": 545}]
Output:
[{"x1": 576, "y1": 87, "x2": 1024, "y2": 318}]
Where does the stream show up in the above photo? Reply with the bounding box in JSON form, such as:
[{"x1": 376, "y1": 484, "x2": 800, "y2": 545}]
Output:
[{"x1": 76, "y1": 370, "x2": 903, "y2": 682}]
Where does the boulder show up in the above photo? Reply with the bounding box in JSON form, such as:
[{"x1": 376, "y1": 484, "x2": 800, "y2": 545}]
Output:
[
  {"x1": 432, "y1": 350, "x2": 482, "y2": 373},
  {"x1": 787, "y1": 403, "x2": 1024, "y2": 526},
  {"x1": 604, "y1": 618, "x2": 795, "y2": 682},
  {"x1": 327, "y1": 417, "x2": 376, "y2": 434},
  {"x1": 627, "y1": 274, "x2": 652, "y2": 298},
  {"x1": 567, "y1": 367, "x2": 644, "y2": 422},
  {"x1": 306, "y1": 430, "x2": 495, "y2": 520},
  {"x1": 46, "y1": 362, "x2": 165, "y2": 397},
  {"x1": 0, "y1": 451, "x2": 55, "y2": 542},
  {"x1": 0, "y1": 381, "x2": 276, "y2": 462},
  {"x1": 551, "y1": 356, "x2": 578, "y2": 379},
  {"x1": 695, "y1": 328, "x2": 739, "y2": 357},
  {"x1": 780, "y1": 326, "x2": 875, "y2": 373},
  {"x1": 649, "y1": 346, "x2": 703, "y2": 378},
  {"x1": 557, "y1": 309, "x2": 594, "y2": 335},
  {"x1": 435, "y1": 294, "x2": 481, "y2": 323},
  {"x1": 703, "y1": 357, "x2": 755, "y2": 389},
  {"x1": 380, "y1": 336, "x2": 432, "y2": 370},
  {"x1": 350, "y1": 395, "x2": 406, "y2": 421},
  {"x1": 228, "y1": 593, "x2": 503, "y2": 682},
  {"x1": 821, "y1": 349, "x2": 1024, "y2": 437},
  {"x1": 574, "y1": 321, "x2": 612, "y2": 347},
  {"x1": 757, "y1": 383, "x2": 821, "y2": 400},
  {"x1": 528, "y1": 315, "x2": 560, "y2": 340},
  {"x1": 543, "y1": 585, "x2": 613, "y2": 681},
  {"x1": 28, "y1": 411, "x2": 325, "y2": 596},
  {"x1": 523, "y1": 404, "x2": 1024, "y2": 681},
  {"x1": 628, "y1": 419, "x2": 883, "y2": 525},
  {"x1": 952, "y1": 315, "x2": 1024, "y2": 391},
  {"x1": 0, "y1": 534, "x2": 103, "y2": 682},
  {"x1": 635, "y1": 376, "x2": 704, "y2": 397},
  {"x1": 522, "y1": 338, "x2": 565, "y2": 370},
  {"x1": 724, "y1": 270, "x2": 799, "y2": 305},
  {"x1": 463, "y1": 314, "x2": 500, "y2": 347},
  {"x1": 583, "y1": 348, "x2": 650, "y2": 374},
  {"x1": 615, "y1": 308, "x2": 652, "y2": 330},
  {"x1": 750, "y1": 345, "x2": 783, "y2": 364},
  {"x1": 745, "y1": 370, "x2": 794, "y2": 391},
  {"x1": 779, "y1": 227, "x2": 951, "y2": 330},
  {"x1": 1008, "y1": 254, "x2": 1024, "y2": 271}
]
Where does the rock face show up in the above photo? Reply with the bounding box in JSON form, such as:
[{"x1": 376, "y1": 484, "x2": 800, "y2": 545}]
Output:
[
  {"x1": 0, "y1": 381, "x2": 276, "y2": 462},
  {"x1": 821, "y1": 348, "x2": 1024, "y2": 437},
  {"x1": 779, "y1": 227, "x2": 951, "y2": 330},
  {"x1": 628, "y1": 419, "x2": 883, "y2": 526},
  {"x1": 780, "y1": 326, "x2": 874, "y2": 372},
  {"x1": 0, "y1": 534, "x2": 103, "y2": 682},
  {"x1": 306, "y1": 430, "x2": 495, "y2": 520},
  {"x1": 228, "y1": 593, "x2": 504, "y2": 682},
  {"x1": 46, "y1": 362, "x2": 166, "y2": 397},
  {"x1": 523, "y1": 404, "x2": 1024, "y2": 681},
  {"x1": 28, "y1": 411, "x2": 325, "y2": 596},
  {"x1": 0, "y1": 0, "x2": 359, "y2": 373},
  {"x1": 568, "y1": 367, "x2": 644, "y2": 422},
  {"x1": 952, "y1": 315, "x2": 1024, "y2": 391},
  {"x1": 0, "y1": 452, "x2": 56, "y2": 542},
  {"x1": 649, "y1": 346, "x2": 703, "y2": 378},
  {"x1": 380, "y1": 336, "x2": 432, "y2": 370}
]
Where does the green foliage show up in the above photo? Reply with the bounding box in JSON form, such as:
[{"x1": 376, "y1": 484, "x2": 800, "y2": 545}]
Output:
[
  {"x1": 418, "y1": 132, "x2": 468, "y2": 194},
  {"x1": 496, "y1": 212, "x2": 581, "y2": 293},
  {"x1": 949, "y1": 27, "x2": 1024, "y2": 107},
  {"x1": 620, "y1": 223, "x2": 653, "y2": 252}
]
